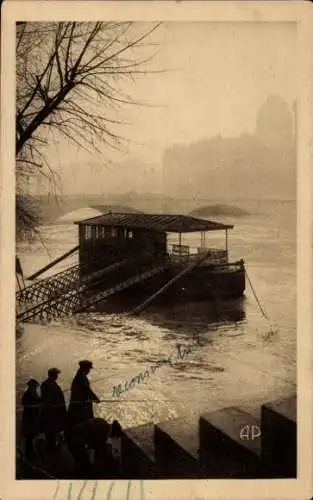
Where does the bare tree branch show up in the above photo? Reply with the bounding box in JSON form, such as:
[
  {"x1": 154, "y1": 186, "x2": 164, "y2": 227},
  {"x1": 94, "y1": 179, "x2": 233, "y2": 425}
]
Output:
[{"x1": 16, "y1": 21, "x2": 162, "y2": 239}]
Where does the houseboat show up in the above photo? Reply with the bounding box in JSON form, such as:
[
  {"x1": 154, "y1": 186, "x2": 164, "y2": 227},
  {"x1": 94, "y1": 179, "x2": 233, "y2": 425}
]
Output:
[{"x1": 74, "y1": 212, "x2": 245, "y2": 302}]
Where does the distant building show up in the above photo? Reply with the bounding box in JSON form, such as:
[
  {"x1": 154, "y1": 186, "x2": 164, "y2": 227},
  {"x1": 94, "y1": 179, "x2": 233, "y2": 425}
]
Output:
[
  {"x1": 161, "y1": 95, "x2": 296, "y2": 200},
  {"x1": 256, "y1": 95, "x2": 295, "y2": 148}
]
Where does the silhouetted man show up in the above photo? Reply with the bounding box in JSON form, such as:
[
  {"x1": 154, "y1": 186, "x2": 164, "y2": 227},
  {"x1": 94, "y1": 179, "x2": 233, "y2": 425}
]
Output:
[
  {"x1": 40, "y1": 368, "x2": 66, "y2": 454},
  {"x1": 21, "y1": 379, "x2": 41, "y2": 460},
  {"x1": 67, "y1": 360, "x2": 100, "y2": 427}
]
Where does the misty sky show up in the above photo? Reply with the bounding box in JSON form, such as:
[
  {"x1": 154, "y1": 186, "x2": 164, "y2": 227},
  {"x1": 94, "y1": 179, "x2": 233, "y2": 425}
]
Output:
[{"x1": 36, "y1": 21, "x2": 296, "y2": 194}]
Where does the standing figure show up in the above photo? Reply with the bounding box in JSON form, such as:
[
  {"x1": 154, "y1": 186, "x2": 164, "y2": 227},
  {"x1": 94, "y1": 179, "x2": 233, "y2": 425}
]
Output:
[
  {"x1": 21, "y1": 379, "x2": 41, "y2": 461},
  {"x1": 67, "y1": 360, "x2": 100, "y2": 427},
  {"x1": 40, "y1": 367, "x2": 67, "y2": 454}
]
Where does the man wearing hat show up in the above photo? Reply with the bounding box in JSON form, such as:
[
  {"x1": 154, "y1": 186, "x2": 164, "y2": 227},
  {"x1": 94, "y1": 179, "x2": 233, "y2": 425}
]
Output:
[
  {"x1": 21, "y1": 379, "x2": 41, "y2": 460},
  {"x1": 40, "y1": 367, "x2": 67, "y2": 454},
  {"x1": 67, "y1": 360, "x2": 100, "y2": 427}
]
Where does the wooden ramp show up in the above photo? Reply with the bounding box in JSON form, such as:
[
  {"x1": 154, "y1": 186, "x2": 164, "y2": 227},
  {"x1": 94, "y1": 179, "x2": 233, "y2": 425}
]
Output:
[
  {"x1": 17, "y1": 262, "x2": 81, "y2": 305},
  {"x1": 16, "y1": 261, "x2": 168, "y2": 323},
  {"x1": 16, "y1": 258, "x2": 129, "y2": 306}
]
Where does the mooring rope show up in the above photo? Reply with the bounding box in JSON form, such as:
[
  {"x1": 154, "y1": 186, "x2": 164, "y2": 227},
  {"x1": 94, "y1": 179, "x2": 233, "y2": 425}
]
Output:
[{"x1": 245, "y1": 268, "x2": 269, "y2": 321}]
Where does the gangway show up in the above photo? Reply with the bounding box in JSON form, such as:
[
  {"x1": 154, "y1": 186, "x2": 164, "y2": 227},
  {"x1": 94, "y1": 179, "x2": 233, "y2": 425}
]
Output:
[
  {"x1": 16, "y1": 258, "x2": 129, "y2": 306},
  {"x1": 16, "y1": 244, "x2": 128, "y2": 306},
  {"x1": 17, "y1": 262, "x2": 81, "y2": 305},
  {"x1": 17, "y1": 261, "x2": 168, "y2": 323}
]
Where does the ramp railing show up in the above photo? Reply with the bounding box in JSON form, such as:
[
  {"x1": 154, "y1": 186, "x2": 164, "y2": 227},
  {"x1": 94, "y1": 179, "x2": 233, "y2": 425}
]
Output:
[{"x1": 17, "y1": 260, "x2": 169, "y2": 323}]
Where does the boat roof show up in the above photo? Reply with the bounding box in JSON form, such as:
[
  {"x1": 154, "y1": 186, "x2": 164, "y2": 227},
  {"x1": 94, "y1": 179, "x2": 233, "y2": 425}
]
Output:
[{"x1": 74, "y1": 212, "x2": 233, "y2": 233}]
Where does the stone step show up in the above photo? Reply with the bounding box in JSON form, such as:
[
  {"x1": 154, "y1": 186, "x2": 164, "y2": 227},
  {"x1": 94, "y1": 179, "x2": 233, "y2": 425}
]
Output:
[
  {"x1": 261, "y1": 394, "x2": 297, "y2": 478},
  {"x1": 154, "y1": 417, "x2": 200, "y2": 478},
  {"x1": 199, "y1": 406, "x2": 262, "y2": 478},
  {"x1": 121, "y1": 423, "x2": 159, "y2": 479}
]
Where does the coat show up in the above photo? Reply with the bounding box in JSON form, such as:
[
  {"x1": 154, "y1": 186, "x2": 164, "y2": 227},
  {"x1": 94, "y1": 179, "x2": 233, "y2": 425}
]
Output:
[
  {"x1": 67, "y1": 369, "x2": 99, "y2": 426},
  {"x1": 40, "y1": 378, "x2": 67, "y2": 435},
  {"x1": 21, "y1": 389, "x2": 41, "y2": 438}
]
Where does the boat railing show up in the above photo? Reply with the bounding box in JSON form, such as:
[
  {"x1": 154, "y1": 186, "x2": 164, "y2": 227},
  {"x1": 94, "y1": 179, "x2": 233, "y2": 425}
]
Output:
[{"x1": 169, "y1": 245, "x2": 227, "y2": 264}]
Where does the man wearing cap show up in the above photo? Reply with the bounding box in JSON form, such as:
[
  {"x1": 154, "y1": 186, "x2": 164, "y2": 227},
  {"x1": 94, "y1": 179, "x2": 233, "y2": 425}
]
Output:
[
  {"x1": 67, "y1": 360, "x2": 100, "y2": 427},
  {"x1": 40, "y1": 368, "x2": 67, "y2": 454}
]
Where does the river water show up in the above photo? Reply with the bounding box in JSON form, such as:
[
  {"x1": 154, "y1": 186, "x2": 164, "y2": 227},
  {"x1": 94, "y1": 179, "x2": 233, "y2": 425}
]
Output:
[{"x1": 16, "y1": 201, "x2": 296, "y2": 429}]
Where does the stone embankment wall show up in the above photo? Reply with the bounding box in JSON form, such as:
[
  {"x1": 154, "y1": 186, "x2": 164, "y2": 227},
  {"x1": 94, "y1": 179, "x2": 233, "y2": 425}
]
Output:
[{"x1": 121, "y1": 394, "x2": 296, "y2": 479}]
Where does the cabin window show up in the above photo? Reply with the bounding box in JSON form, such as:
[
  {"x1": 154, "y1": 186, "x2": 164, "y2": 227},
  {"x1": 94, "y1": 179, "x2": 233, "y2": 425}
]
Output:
[
  {"x1": 91, "y1": 226, "x2": 97, "y2": 241},
  {"x1": 85, "y1": 226, "x2": 92, "y2": 240},
  {"x1": 101, "y1": 227, "x2": 106, "y2": 239},
  {"x1": 96, "y1": 226, "x2": 103, "y2": 240},
  {"x1": 128, "y1": 230, "x2": 133, "y2": 239},
  {"x1": 111, "y1": 228, "x2": 117, "y2": 238}
]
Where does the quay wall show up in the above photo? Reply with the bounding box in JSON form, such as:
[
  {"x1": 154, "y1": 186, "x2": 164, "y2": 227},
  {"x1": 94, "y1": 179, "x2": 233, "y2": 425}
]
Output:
[
  {"x1": 16, "y1": 394, "x2": 296, "y2": 479},
  {"x1": 121, "y1": 394, "x2": 297, "y2": 479}
]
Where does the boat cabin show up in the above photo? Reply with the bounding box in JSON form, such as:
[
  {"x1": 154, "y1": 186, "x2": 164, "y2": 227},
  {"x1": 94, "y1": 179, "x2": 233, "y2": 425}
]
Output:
[{"x1": 75, "y1": 212, "x2": 233, "y2": 273}]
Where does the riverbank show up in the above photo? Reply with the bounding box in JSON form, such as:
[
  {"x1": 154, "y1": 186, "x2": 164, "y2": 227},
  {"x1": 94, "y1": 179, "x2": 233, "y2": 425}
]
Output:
[{"x1": 16, "y1": 393, "x2": 296, "y2": 479}]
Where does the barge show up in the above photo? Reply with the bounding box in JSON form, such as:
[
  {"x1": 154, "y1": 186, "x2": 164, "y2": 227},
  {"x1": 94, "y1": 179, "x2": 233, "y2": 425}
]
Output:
[
  {"x1": 75, "y1": 212, "x2": 245, "y2": 302},
  {"x1": 16, "y1": 212, "x2": 246, "y2": 323}
]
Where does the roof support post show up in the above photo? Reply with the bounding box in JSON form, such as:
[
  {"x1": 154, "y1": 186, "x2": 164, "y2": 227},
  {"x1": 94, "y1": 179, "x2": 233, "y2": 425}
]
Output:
[
  {"x1": 179, "y1": 232, "x2": 182, "y2": 258},
  {"x1": 201, "y1": 231, "x2": 206, "y2": 249},
  {"x1": 225, "y1": 229, "x2": 228, "y2": 262}
]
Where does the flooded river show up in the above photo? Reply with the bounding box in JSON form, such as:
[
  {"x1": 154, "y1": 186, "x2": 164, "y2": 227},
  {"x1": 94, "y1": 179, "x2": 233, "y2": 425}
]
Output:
[{"x1": 16, "y1": 200, "x2": 296, "y2": 428}]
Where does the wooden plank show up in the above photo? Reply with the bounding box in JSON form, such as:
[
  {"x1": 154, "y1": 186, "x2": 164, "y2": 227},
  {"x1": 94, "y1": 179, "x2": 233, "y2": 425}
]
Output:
[
  {"x1": 27, "y1": 246, "x2": 79, "y2": 280},
  {"x1": 129, "y1": 250, "x2": 211, "y2": 315}
]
